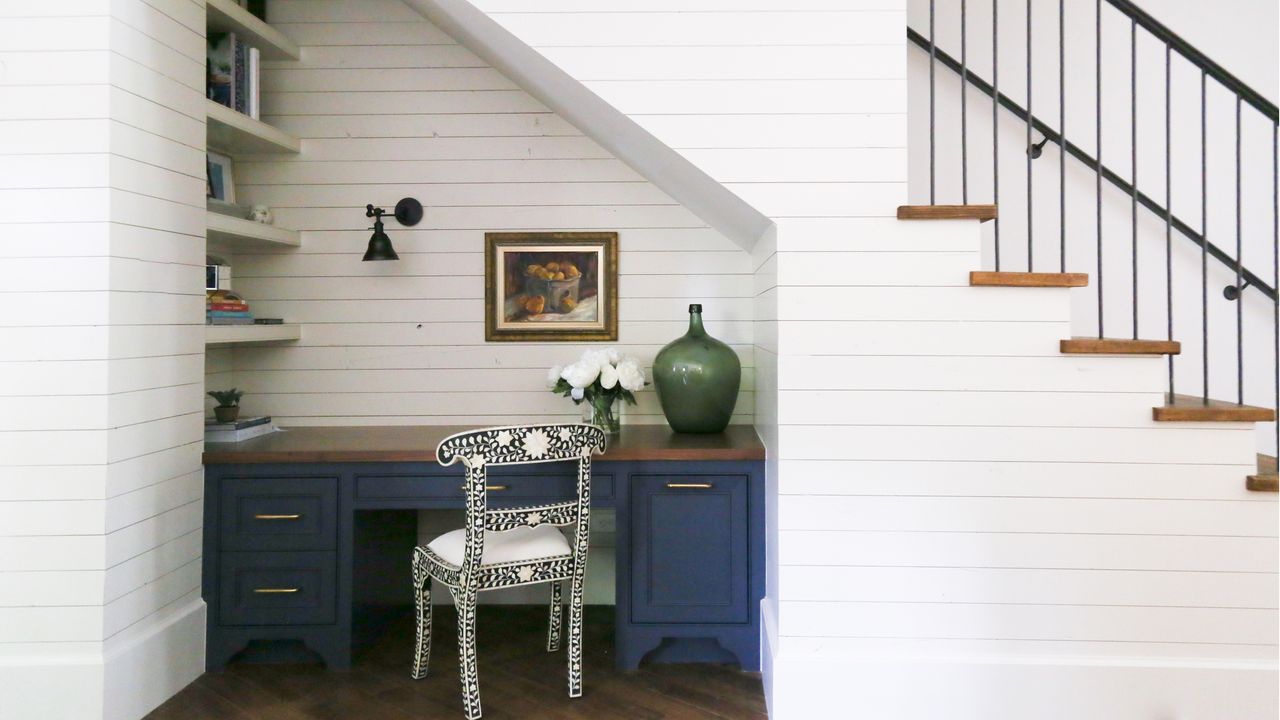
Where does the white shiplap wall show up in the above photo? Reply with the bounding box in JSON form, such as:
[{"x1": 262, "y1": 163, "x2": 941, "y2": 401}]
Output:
[
  {"x1": 217, "y1": 0, "x2": 753, "y2": 427},
  {"x1": 0, "y1": 1, "x2": 207, "y2": 719}
]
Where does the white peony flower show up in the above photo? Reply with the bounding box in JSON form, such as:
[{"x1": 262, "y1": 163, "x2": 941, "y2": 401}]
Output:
[
  {"x1": 571, "y1": 386, "x2": 584, "y2": 400},
  {"x1": 616, "y1": 359, "x2": 646, "y2": 392},
  {"x1": 599, "y1": 362, "x2": 618, "y2": 389},
  {"x1": 560, "y1": 360, "x2": 600, "y2": 389},
  {"x1": 546, "y1": 364, "x2": 564, "y2": 389},
  {"x1": 579, "y1": 349, "x2": 612, "y2": 371},
  {"x1": 605, "y1": 348, "x2": 620, "y2": 365}
]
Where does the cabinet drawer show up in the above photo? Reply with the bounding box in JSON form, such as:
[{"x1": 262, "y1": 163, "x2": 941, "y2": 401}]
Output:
[
  {"x1": 219, "y1": 476, "x2": 337, "y2": 552},
  {"x1": 630, "y1": 474, "x2": 749, "y2": 625},
  {"x1": 219, "y1": 551, "x2": 336, "y2": 626},
  {"x1": 355, "y1": 472, "x2": 613, "y2": 505}
]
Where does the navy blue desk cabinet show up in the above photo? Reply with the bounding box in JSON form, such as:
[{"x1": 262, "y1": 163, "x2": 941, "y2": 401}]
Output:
[{"x1": 202, "y1": 425, "x2": 765, "y2": 673}]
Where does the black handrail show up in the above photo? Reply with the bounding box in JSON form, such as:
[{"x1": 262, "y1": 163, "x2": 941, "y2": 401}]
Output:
[
  {"x1": 906, "y1": 27, "x2": 1278, "y2": 301},
  {"x1": 1103, "y1": 0, "x2": 1277, "y2": 123}
]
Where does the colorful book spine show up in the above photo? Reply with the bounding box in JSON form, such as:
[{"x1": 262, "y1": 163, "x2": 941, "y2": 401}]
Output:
[
  {"x1": 249, "y1": 47, "x2": 260, "y2": 119},
  {"x1": 208, "y1": 303, "x2": 249, "y2": 312}
]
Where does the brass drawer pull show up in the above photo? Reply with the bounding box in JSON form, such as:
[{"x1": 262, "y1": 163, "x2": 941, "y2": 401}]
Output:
[
  {"x1": 253, "y1": 513, "x2": 302, "y2": 520},
  {"x1": 666, "y1": 482, "x2": 713, "y2": 489},
  {"x1": 253, "y1": 587, "x2": 299, "y2": 594},
  {"x1": 459, "y1": 484, "x2": 509, "y2": 491}
]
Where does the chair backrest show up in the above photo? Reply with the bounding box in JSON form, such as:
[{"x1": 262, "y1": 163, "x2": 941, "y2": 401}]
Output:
[{"x1": 436, "y1": 424, "x2": 607, "y2": 580}]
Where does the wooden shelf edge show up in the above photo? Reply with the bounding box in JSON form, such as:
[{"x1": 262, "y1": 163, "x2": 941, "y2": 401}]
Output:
[
  {"x1": 207, "y1": 99, "x2": 300, "y2": 155},
  {"x1": 1060, "y1": 338, "x2": 1181, "y2": 355},
  {"x1": 206, "y1": 0, "x2": 300, "y2": 61},
  {"x1": 897, "y1": 205, "x2": 998, "y2": 222},
  {"x1": 1246, "y1": 475, "x2": 1278, "y2": 492},
  {"x1": 970, "y1": 271, "x2": 1089, "y2": 288},
  {"x1": 207, "y1": 211, "x2": 300, "y2": 248},
  {"x1": 1153, "y1": 394, "x2": 1277, "y2": 422},
  {"x1": 206, "y1": 324, "x2": 301, "y2": 346}
]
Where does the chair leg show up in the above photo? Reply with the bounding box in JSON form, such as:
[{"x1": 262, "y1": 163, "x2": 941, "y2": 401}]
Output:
[
  {"x1": 567, "y1": 572, "x2": 585, "y2": 698},
  {"x1": 410, "y1": 557, "x2": 432, "y2": 680},
  {"x1": 546, "y1": 581, "x2": 563, "y2": 652},
  {"x1": 452, "y1": 586, "x2": 482, "y2": 720}
]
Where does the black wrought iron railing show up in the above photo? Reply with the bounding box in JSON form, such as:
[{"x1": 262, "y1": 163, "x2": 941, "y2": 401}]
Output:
[{"x1": 910, "y1": 0, "x2": 1278, "y2": 452}]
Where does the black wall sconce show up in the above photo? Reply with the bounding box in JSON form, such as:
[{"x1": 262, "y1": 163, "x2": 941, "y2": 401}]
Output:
[{"x1": 363, "y1": 197, "x2": 423, "y2": 261}]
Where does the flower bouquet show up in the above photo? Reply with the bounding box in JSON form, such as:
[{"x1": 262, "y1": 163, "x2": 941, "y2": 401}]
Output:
[{"x1": 548, "y1": 349, "x2": 646, "y2": 434}]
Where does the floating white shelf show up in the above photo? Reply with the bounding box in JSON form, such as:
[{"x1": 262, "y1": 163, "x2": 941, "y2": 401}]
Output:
[
  {"x1": 207, "y1": 211, "x2": 300, "y2": 249},
  {"x1": 206, "y1": 324, "x2": 302, "y2": 346},
  {"x1": 207, "y1": 100, "x2": 300, "y2": 155},
  {"x1": 206, "y1": 0, "x2": 300, "y2": 61}
]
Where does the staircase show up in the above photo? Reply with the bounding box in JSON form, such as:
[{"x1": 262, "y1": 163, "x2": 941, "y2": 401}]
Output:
[{"x1": 910, "y1": 0, "x2": 1279, "y2": 492}]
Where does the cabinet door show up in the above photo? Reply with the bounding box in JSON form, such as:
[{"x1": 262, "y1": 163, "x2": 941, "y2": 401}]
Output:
[{"x1": 629, "y1": 474, "x2": 748, "y2": 625}]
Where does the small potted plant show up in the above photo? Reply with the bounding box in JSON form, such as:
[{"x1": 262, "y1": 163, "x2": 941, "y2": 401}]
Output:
[{"x1": 207, "y1": 388, "x2": 244, "y2": 423}]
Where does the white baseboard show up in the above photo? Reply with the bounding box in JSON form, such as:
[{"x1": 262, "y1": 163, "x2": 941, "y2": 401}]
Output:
[
  {"x1": 760, "y1": 597, "x2": 779, "y2": 720},
  {"x1": 104, "y1": 597, "x2": 206, "y2": 720},
  {"x1": 767, "y1": 652, "x2": 1278, "y2": 719},
  {"x1": 0, "y1": 598, "x2": 208, "y2": 720}
]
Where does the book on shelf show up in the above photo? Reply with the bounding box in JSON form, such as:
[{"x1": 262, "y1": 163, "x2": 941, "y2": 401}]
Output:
[
  {"x1": 208, "y1": 303, "x2": 249, "y2": 312},
  {"x1": 207, "y1": 32, "x2": 259, "y2": 116},
  {"x1": 207, "y1": 317, "x2": 256, "y2": 325},
  {"x1": 254, "y1": 318, "x2": 284, "y2": 325},
  {"x1": 205, "y1": 420, "x2": 277, "y2": 444},
  {"x1": 205, "y1": 415, "x2": 271, "y2": 431},
  {"x1": 207, "y1": 309, "x2": 252, "y2": 317}
]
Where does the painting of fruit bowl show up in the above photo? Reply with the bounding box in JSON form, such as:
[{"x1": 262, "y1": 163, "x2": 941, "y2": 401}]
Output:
[{"x1": 485, "y1": 232, "x2": 618, "y2": 341}]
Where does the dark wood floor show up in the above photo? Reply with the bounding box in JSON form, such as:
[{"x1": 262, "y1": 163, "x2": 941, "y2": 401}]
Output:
[{"x1": 146, "y1": 606, "x2": 766, "y2": 719}]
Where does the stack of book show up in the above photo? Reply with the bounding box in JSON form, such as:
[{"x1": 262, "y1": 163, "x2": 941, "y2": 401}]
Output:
[
  {"x1": 207, "y1": 290, "x2": 254, "y2": 325},
  {"x1": 205, "y1": 416, "x2": 276, "y2": 443},
  {"x1": 207, "y1": 32, "x2": 261, "y2": 119}
]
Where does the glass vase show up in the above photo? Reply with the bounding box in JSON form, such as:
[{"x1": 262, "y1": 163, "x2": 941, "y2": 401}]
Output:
[{"x1": 582, "y1": 394, "x2": 621, "y2": 434}]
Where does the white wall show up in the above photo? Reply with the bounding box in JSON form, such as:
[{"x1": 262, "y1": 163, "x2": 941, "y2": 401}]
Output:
[
  {"x1": 213, "y1": 0, "x2": 754, "y2": 427},
  {"x1": 0, "y1": 1, "x2": 207, "y2": 719},
  {"x1": 906, "y1": 0, "x2": 1279, "y2": 453}
]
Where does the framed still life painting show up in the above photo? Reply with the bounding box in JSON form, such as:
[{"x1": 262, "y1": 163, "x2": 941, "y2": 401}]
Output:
[{"x1": 485, "y1": 231, "x2": 618, "y2": 342}]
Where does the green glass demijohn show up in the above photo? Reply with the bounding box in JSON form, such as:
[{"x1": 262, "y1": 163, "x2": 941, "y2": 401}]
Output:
[{"x1": 653, "y1": 304, "x2": 741, "y2": 433}]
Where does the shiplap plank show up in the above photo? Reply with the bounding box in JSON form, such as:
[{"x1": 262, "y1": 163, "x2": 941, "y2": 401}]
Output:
[
  {"x1": 489, "y1": 11, "x2": 904, "y2": 47},
  {"x1": 778, "y1": 494, "x2": 1275, "y2": 536},
  {"x1": 778, "y1": 531, "x2": 1279, "y2": 574},
  {"x1": 778, "y1": 566, "x2": 1278, "y2": 608},
  {"x1": 776, "y1": 602, "x2": 1277, "y2": 646}
]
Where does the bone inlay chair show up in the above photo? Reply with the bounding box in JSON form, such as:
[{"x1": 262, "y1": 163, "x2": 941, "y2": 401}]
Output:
[{"x1": 411, "y1": 423, "x2": 607, "y2": 720}]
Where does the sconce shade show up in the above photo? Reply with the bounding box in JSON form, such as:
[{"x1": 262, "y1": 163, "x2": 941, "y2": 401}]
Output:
[
  {"x1": 361, "y1": 198, "x2": 420, "y2": 262},
  {"x1": 363, "y1": 225, "x2": 399, "y2": 261}
]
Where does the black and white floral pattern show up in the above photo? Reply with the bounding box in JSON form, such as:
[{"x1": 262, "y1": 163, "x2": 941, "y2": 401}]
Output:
[{"x1": 412, "y1": 423, "x2": 606, "y2": 720}]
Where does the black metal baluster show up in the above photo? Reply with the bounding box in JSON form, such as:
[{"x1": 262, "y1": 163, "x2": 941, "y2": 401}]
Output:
[
  {"x1": 1131, "y1": 18, "x2": 1139, "y2": 339},
  {"x1": 1165, "y1": 42, "x2": 1174, "y2": 396},
  {"x1": 929, "y1": 0, "x2": 936, "y2": 204},
  {"x1": 1059, "y1": 0, "x2": 1066, "y2": 272},
  {"x1": 993, "y1": 0, "x2": 1001, "y2": 269},
  {"x1": 1201, "y1": 69, "x2": 1209, "y2": 404},
  {"x1": 1096, "y1": 0, "x2": 1104, "y2": 337},
  {"x1": 1235, "y1": 95, "x2": 1243, "y2": 404},
  {"x1": 1026, "y1": 0, "x2": 1034, "y2": 271},
  {"x1": 961, "y1": 0, "x2": 969, "y2": 204}
]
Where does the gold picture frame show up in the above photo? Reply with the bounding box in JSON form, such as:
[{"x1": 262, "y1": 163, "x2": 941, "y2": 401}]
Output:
[{"x1": 485, "y1": 231, "x2": 619, "y2": 342}]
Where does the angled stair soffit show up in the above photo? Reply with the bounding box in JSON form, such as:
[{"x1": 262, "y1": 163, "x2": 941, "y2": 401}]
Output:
[{"x1": 402, "y1": 0, "x2": 773, "y2": 252}]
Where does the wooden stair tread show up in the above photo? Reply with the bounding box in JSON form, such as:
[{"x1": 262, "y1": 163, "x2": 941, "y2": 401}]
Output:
[
  {"x1": 897, "y1": 205, "x2": 998, "y2": 222},
  {"x1": 1060, "y1": 338, "x2": 1181, "y2": 355},
  {"x1": 1246, "y1": 474, "x2": 1278, "y2": 492},
  {"x1": 970, "y1": 271, "x2": 1089, "y2": 287},
  {"x1": 1152, "y1": 394, "x2": 1277, "y2": 422}
]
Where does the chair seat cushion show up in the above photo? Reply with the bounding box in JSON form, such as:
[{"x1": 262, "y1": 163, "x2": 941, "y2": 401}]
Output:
[{"x1": 426, "y1": 524, "x2": 570, "y2": 567}]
